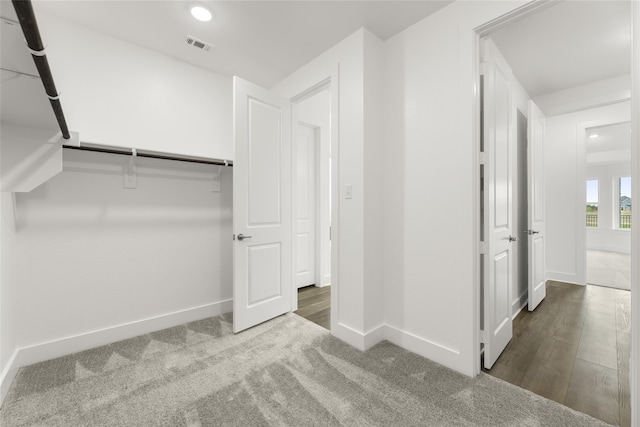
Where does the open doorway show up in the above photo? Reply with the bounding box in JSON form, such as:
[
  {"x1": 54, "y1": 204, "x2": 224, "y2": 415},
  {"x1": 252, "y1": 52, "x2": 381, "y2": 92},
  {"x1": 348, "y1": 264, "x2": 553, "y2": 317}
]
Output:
[
  {"x1": 292, "y1": 85, "x2": 332, "y2": 330},
  {"x1": 477, "y1": 1, "x2": 632, "y2": 425},
  {"x1": 585, "y1": 121, "x2": 632, "y2": 291}
]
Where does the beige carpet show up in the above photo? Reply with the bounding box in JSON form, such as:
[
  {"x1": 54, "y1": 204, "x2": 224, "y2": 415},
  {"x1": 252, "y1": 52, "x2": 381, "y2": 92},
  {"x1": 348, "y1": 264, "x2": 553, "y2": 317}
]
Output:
[
  {"x1": 587, "y1": 250, "x2": 631, "y2": 290},
  {"x1": 0, "y1": 313, "x2": 611, "y2": 426}
]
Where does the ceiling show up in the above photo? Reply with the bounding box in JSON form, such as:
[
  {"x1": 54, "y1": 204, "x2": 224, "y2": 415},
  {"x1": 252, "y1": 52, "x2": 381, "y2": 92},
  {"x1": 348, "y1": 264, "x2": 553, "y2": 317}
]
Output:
[
  {"x1": 0, "y1": 1, "x2": 633, "y2": 132},
  {"x1": 586, "y1": 121, "x2": 631, "y2": 153},
  {"x1": 20, "y1": 0, "x2": 453, "y2": 89},
  {"x1": 491, "y1": 0, "x2": 631, "y2": 98},
  {"x1": 586, "y1": 121, "x2": 631, "y2": 165}
]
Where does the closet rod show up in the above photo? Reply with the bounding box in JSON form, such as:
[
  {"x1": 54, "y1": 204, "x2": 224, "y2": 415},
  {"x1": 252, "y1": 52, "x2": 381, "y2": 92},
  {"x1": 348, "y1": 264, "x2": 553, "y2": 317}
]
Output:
[
  {"x1": 11, "y1": 0, "x2": 70, "y2": 139},
  {"x1": 63, "y1": 145, "x2": 233, "y2": 167}
]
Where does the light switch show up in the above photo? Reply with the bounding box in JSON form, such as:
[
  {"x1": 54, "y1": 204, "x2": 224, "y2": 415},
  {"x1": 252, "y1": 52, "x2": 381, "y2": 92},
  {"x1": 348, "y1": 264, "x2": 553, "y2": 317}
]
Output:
[{"x1": 345, "y1": 184, "x2": 353, "y2": 199}]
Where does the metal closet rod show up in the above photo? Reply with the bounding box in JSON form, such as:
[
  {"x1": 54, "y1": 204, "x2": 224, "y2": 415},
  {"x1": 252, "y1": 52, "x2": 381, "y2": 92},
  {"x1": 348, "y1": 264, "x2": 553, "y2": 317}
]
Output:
[
  {"x1": 64, "y1": 144, "x2": 233, "y2": 167},
  {"x1": 12, "y1": 0, "x2": 70, "y2": 139}
]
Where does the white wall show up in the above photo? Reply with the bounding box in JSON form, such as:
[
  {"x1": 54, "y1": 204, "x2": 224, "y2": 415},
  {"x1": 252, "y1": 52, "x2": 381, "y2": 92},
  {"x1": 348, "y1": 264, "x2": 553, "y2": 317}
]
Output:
[
  {"x1": 545, "y1": 101, "x2": 630, "y2": 284},
  {"x1": 295, "y1": 90, "x2": 331, "y2": 288},
  {"x1": 586, "y1": 161, "x2": 632, "y2": 254},
  {"x1": 5, "y1": 149, "x2": 232, "y2": 377},
  {"x1": 35, "y1": 12, "x2": 233, "y2": 161}
]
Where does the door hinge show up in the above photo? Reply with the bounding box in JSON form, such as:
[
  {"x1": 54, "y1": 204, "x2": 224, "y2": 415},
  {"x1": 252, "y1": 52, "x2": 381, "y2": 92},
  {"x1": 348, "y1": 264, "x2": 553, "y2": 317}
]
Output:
[
  {"x1": 479, "y1": 241, "x2": 487, "y2": 254},
  {"x1": 479, "y1": 62, "x2": 489, "y2": 76},
  {"x1": 480, "y1": 330, "x2": 485, "y2": 344},
  {"x1": 479, "y1": 152, "x2": 486, "y2": 165}
]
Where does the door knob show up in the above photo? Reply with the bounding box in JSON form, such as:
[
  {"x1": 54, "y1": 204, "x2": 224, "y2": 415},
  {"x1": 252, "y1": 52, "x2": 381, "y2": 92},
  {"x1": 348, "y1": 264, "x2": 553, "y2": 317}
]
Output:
[
  {"x1": 237, "y1": 233, "x2": 252, "y2": 241},
  {"x1": 508, "y1": 236, "x2": 518, "y2": 242}
]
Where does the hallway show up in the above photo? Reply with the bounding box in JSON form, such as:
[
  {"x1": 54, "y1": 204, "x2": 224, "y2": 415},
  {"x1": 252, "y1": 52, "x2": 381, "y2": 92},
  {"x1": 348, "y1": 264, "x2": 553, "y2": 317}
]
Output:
[
  {"x1": 486, "y1": 281, "x2": 631, "y2": 426},
  {"x1": 294, "y1": 285, "x2": 330, "y2": 330}
]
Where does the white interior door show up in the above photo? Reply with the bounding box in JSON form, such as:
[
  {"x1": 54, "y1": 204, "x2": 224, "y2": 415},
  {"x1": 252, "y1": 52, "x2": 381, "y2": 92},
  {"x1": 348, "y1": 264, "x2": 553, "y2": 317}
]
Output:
[
  {"x1": 233, "y1": 76, "x2": 292, "y2": 333},
  {"x1": 482, "y1": 38, "x2": 514, "y2": 369},
  {"x1": 527, "y1": 100, "x2": 546, "y2": 311},
  {"x1": 296, "y1": 123, "x2": 316, "y2": 288}
]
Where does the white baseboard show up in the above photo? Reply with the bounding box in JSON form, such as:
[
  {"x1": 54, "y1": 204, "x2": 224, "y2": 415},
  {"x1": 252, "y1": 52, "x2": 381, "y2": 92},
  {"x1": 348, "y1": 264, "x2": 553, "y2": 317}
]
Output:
[
  {"x1": 512, "y1": 291, "x2": 528, "y2": 318},
  {"x1": 332, "y1": 321, "x2": 463, "y2": 373},
  {"x1": 364, "y1": 324, "x2": 385, "y2": 350},
  {"x1": 0, "y1": 299, "x2": 231, "y2": 407},
  {"x1": 331, "y1": 322, "x2": 385, "y2": 351},
  {"x1": 546, "y1": 272, "x2": 583, "y2": 286},
  {"x1": 587, "y1": 245, "x2": 631, "y2": 255},
  {"x1": 0, "y1": 349, "x2": 19, "y2": 407},
  {"x1": 383, "y1": 324, "x2": 462, "y2": 374}
]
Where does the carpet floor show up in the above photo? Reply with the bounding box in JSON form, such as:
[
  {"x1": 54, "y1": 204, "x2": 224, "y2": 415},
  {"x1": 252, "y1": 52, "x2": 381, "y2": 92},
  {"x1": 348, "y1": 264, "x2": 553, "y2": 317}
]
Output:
[{"x1": 0, "y1": 313, "x2": 611, "y2": 426}]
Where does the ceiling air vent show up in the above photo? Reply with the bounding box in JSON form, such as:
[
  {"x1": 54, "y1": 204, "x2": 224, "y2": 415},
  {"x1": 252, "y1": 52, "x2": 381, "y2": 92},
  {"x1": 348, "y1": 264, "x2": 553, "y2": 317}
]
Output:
[{"x1": 185, "y1": 35, "x2": 213, "y2": 52}]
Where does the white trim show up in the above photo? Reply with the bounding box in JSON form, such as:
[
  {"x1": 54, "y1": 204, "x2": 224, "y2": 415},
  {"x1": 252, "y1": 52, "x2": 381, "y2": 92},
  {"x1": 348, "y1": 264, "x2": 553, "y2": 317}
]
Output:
[
  {"x1": 331, "y1": 322, "x2": 384, "y2": 351},
  {"x1": 630, "y1": 2, "x2": 639, "y2": 425},
  {"x1": 274, "y1": 65, "x2": 339, "y2": 335},
  {"x1": 0, "y1": 299, "x2": 231, "y2": 407},
  {"x1": 0, "y1": 349, "x2": 19, "y2": 406},
  {"x1": 545, "y1": 272, "x2": 584, "y2": 286},
  {"x1": 512, "y1": 290, "x2": 528, "y2": 317},
  {"x1": 384, "y1": 324, "x2": 463, "y2": 373}
]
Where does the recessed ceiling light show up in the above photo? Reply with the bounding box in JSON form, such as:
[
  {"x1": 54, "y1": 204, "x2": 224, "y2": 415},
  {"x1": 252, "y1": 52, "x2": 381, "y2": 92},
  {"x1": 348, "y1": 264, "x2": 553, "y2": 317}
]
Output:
[
  {"x1": 589, "y1": 134, "x2": 599, "y2": 139},
  {"x1": 191, "y1": 6, "x2": 212, "y2": 22}
]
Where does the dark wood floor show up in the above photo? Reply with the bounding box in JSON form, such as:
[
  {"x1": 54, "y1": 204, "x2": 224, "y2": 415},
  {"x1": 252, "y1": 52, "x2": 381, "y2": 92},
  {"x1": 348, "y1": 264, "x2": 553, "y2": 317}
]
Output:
[
  {"x1": 485, "y1": 280, "x2": 631, "y2": 426},
  {"x1": 294, "y1": 285, "x2": 330, "y2": 330}
]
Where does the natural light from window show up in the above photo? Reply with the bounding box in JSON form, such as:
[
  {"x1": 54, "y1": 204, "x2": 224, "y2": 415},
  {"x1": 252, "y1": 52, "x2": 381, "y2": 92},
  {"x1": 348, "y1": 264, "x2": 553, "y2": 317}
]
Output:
[
  {"x1": 618, "y1": 176, "x2": 631, "y2": 229},
  {"x1": 586, "y1": 179, "x2": 599, "y2": 227}
]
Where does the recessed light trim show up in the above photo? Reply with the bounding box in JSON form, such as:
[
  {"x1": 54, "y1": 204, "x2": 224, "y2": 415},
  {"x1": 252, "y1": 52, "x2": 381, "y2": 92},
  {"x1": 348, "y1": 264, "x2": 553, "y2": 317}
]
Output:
[{"x1": 191, "y1": 6, "x2": 212, "y2": 22}]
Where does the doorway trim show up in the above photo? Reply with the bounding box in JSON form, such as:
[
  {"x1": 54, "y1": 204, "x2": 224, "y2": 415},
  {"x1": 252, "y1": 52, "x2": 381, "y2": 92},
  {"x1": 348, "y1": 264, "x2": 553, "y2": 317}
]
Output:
[
  {"x1": 472, "y1": 2, "x2": 639, "y2": 425},
  {"x1": 287, "y1": 73, "x2": 338, "y2": 328},
  {"x1": 630, "y1": 2, "x2": 639, "y2": 424},
  {"x1": 472, "y1": 0, "x2": 554, "y2": 377}
]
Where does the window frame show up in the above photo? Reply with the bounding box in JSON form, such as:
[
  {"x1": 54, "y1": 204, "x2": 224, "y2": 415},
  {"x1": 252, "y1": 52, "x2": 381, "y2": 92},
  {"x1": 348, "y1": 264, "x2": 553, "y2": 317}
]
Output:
[{"x1": 615, "y1": 175, "x2": 631, "y2": 230}]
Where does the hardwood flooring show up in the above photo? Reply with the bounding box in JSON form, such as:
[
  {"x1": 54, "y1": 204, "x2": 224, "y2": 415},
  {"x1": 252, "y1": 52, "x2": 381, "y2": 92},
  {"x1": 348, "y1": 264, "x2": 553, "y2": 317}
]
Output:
[
  {"x1": 294, "y1": 285, "x2": 330, "y2": 330},
  {"x1": 485, "y1": 281, "x2": 631, "y2": 426}
]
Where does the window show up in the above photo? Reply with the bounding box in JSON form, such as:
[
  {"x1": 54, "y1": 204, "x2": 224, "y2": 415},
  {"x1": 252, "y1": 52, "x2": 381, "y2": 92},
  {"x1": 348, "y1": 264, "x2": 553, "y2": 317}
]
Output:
[
  {"x1": 586, "y1": 179, "x2": 598, "y2": 227},
  {"x1": 618, "y1": 176, "x2": 631, "y2": 229}
]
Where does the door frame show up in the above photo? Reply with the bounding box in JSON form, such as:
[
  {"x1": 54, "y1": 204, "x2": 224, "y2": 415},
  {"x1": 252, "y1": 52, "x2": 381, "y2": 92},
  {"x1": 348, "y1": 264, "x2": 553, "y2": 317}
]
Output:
[
  {"x1": 473, "y1": 2, "x2": 639, "y2": 425},
  {"x1": 287, "y1": 74, "x2": 338, "y2": 321},
  {"x1": 473, "y1": 1, "x2": 552, "y2": 375},
  {"x1": 295, "y1": 121, "x2": 318, "y2": 289}
]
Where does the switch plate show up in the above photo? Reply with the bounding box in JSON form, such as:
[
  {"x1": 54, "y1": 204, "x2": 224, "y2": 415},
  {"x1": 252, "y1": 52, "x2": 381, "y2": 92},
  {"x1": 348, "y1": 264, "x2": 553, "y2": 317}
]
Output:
[{"x1": 345, "y1": 184, "x2": 353, "y2": 199}]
